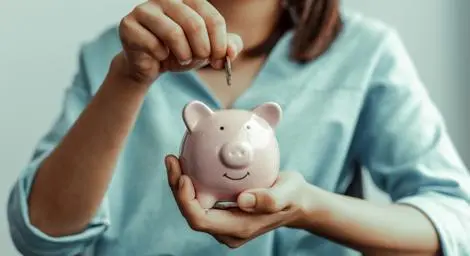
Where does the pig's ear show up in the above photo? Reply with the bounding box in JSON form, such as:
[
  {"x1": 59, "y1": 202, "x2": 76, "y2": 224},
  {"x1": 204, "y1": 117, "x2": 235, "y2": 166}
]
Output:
[
  {"x1": 183, "y1": 101, "x2": 213, "y2": 132},
  {"x1": 252, "y1": 102, "x2": 282, "y2": 128}
]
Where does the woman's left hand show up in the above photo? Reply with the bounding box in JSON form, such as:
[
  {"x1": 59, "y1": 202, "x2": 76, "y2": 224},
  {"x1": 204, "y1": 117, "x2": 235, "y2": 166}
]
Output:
[{"x1": 165, "y1": 155, "x2": 311, "y2": 248}]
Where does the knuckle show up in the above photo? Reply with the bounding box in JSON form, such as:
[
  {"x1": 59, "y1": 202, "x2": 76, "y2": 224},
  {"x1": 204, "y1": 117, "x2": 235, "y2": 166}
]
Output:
[
  {"x1": 118, "y1": 17, "x2": 134, "y2": 45},
  {"x1": 119, "y1": 16, "x2": 132, "y2": 33},
  {"x1": 185, "y1": 16, "x2": 205, "y2": 34},
  {"x1": 212, "y1": 45, "x2": 225, "y2": 58},
  {"x1": 124, "y1": 55, "x2": 158, "y2": 83},
  {"x1": 211, "y1": 42, "x2": 226, "y2": 58},
  {"x1": 206, "y1": 14, "x2": 225, "y2": 29},
  {"x1": 149, "y1": 42, "x2": 166, "y2": 59},
  {"x1": 183, "y1": 0, "x2": 208, "y2": 10},
  {"x1": 166, "y1": 27, "x2": 185, "y2": 43},
  {"x1": 198, "y1": 49, "x2": 211, "y2": 59},
  {"x1": 132, "y1": 3, "x2": 147, "y2": 17},
  {"x1": 182, "y1": 0, "x2": 194, "y2": 5},
  {"x1": 121, "y1": 38, "x2": 140, "y2": 51},
  {"x1": 263, "y1": 194, "x2": 279, "y2": 213},
  {"x1": 158, "y1": 49, "x2": 170, "y2": 61},
  {"x1": 134, "y1": 56, "x2": 154, "y2": 72},
  {"x1": 164, "y1": 0, "x2": 178, "y2": 4},
  {"x1": 267, "y1": 203, "x2": 278, "y2": 213},
  {"x1": 183, "y1": 0, "x2": 204, "y2": 8},
  {"x1": 133, "y1": 2, "x2": 162, "y2": 21}
]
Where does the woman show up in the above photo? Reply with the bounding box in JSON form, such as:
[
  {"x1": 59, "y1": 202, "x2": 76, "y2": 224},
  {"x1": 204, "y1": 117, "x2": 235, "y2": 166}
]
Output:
[{"x1": 7, "y1": 0, "x2": 470, "y2": 255}]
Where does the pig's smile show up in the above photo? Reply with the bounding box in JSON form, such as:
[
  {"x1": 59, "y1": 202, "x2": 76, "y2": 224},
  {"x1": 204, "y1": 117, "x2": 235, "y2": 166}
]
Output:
[{"x1": 223, "y1": 172, "x2": 250, "y2": 181}]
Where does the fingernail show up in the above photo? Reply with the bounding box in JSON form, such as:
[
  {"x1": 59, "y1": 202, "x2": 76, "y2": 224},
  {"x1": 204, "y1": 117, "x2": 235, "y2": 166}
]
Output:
[
  {"x1": 179, "y1": 177, "x2": 185, "y2": 190},
  {"x1": 199, "y1": 59, "x2": 210, "y2": 68},
  {"x1": 179, "y1": 59, "x2": 192, "y2": 66},
  {"x1": 239, "y1": 193, "x2": 256, "y2": 208}
]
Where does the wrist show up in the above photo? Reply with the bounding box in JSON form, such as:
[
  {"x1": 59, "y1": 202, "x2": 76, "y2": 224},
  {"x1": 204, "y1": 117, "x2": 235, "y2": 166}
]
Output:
[
  {"x1": 289, "y1": 183, "x2": 332, "y2": 230},
  {"x1": 98, "y1": 71, "x2": 153, "y2": 106},
  {"x1": 105, "y1": 70, "x2": 155, "y2": 93},
  {"x1": 108, "y1": 52, "x2": 160, "y2": 91}
]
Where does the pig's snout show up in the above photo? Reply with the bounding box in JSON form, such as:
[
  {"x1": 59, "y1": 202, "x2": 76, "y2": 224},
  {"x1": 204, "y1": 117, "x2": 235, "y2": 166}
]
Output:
[{"x1": 220, "y1": 141, "x2": 254, "y2": 169}]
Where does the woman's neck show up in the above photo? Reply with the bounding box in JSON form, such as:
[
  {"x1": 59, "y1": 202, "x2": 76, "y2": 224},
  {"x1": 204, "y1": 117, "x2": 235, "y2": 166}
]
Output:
[{"x1": 209, "y1": 0, "x2": 283, "y2": 50}]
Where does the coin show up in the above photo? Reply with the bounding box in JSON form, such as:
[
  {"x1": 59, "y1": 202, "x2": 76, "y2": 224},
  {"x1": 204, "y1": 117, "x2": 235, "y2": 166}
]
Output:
[
  {"x1": 225, "y1": 56, "x2": 232, "y2": 86},
  {"x1": 213, "y1": 201, "x2": 238, "y2": 209}
]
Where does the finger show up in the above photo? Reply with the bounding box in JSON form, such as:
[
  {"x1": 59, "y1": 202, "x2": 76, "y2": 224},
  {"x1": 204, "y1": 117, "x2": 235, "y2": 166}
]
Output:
[
  {"x1": 201, "y1": 208, "x2": 264, "y2": 237},
  {"x1": 186, "y1": 0, "x2": 227, "y2": 61},
  {"x1": 165, "y1": 155, "x2": 181, "y2": 192},
  {"x1": 119, "y1": 15, "x2": 170, "y2": 61},
  {"x1": 213, "y1": 212, "x2": 281, "y2": 244},
  {"x1": 189, "y1": 206, "x2": 282, "y2": 239},
  {"x1": 161, "y1": 53, "x2": 210, "y2": 72},
  {"x1": 165, "y1": 159, "x2": 263, "y2": 238},
  {"x1": 238, "y1": 172, "x2": 303, "y2": 213},
  {"x1": 133, "y1": 2, "x2": 192, "y2": 64},
  {"x1": 176, "y1": 175, "x2": 211, "y2": 231},
  {"x1": 210, "y1": 33, "x2": 243, "y2": 69},
  {"x1": 226, "y1": 33, "x2": 244, "y2": 60},
  {"x1": 164, "y1": 1, "x2": 211, "y2": 59},
  {"x1": 178, "y1": 175, "x2": 197, "y2": 201}
]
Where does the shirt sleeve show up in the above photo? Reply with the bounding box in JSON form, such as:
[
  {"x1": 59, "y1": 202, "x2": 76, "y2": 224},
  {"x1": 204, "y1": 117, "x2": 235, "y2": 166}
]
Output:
[
  {"x1": 354, "y1": 29, "x2": 470, "y2": 255},
  {"x1": 7, "y1": 46, "x2": 111, "y2": 256}
]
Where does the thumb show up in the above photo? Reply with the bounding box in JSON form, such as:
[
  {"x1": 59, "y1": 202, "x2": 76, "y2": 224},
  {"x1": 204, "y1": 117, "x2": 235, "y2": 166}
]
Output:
[
  {"x1": 237, "y1": 181, "x2": 293, "y2": 214},
  {"x1": 209, "y1": 33, "x2": 243, "y2": 70},
  {"x1": 238, "y1": 189, "x2": 287, "y2": 214},
  {"x1": 226, "y1": 33, "x2": 244, "y2": 61},
  {"x1": 238, "y1": 172, "x2": 304, "y2": 214}
]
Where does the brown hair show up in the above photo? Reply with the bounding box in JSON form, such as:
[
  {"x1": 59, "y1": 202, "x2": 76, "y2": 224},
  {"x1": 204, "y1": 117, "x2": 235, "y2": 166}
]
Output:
[{"x1": 246, "y1": 0, "x2": 343, "y2": 63}]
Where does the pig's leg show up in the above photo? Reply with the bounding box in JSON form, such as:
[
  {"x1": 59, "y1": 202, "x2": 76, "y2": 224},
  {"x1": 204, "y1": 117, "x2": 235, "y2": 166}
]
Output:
[{"x1": 197, "y1": 192, "x2": 218, "y2": 209}]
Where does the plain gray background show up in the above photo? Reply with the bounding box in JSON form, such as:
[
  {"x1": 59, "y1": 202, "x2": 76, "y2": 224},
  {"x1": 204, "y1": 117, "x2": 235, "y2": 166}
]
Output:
[{"x1": 1, "y1": 0, "x2": 469, "y2": 254}]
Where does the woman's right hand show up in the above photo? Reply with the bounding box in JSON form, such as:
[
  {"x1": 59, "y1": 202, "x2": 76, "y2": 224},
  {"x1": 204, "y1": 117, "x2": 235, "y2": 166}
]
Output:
[{"x1": 112, "y1": 0, "x2": 244, "y2": 86}]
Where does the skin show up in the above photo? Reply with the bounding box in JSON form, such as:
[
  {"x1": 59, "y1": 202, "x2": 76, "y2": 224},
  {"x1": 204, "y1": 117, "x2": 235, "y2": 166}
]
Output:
[
  {"x1": 166, "y1": 156, "x2": 441, "y2": 255},
  {"x1": 28, "y1": 0, "x2": 440, "y2": 255}
]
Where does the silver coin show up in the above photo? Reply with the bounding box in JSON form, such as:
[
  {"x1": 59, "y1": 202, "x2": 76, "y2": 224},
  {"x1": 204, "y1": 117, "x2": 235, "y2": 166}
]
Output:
[{"x1": 213, "y1": 201, "x2": 238, "y2": 209}]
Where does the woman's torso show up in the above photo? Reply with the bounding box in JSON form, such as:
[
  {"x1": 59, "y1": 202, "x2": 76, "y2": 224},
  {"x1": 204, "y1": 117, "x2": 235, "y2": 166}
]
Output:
[{"x1": 81, "y1": 11, "x2": 389, "y2": 256}]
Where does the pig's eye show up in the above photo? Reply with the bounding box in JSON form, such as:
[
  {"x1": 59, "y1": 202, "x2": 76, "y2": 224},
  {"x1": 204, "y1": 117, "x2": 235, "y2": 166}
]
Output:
[
  {"x1": 246, "y1": 125, "x2": 251, "y2": 130},
  {"x1": 219, "y1": 126, "x2": 225, "y2": 131}
]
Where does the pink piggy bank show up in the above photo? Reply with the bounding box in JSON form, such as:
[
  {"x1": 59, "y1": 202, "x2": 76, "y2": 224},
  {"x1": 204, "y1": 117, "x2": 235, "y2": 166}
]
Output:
[{"x1": 179, "y1": 100, "x2": 282, "y2": 209}]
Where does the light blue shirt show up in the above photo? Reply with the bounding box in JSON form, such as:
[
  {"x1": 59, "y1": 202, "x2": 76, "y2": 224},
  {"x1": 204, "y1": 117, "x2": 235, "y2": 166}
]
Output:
[{"x1": 7, "y1": 11, "x2": 470, "y2": 256}]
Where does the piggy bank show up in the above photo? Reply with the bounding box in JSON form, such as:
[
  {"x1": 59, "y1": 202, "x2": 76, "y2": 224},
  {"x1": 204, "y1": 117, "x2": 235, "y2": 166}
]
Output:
[{"x1": 179, "y1": 100, "x2": 282, "y2": 209}]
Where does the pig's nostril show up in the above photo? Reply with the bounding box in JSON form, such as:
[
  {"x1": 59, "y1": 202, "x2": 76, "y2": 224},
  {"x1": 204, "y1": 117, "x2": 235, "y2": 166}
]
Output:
[{"x1": 220, "y1": 142, "x2": 254, "y2": 169}]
